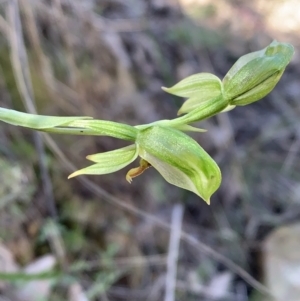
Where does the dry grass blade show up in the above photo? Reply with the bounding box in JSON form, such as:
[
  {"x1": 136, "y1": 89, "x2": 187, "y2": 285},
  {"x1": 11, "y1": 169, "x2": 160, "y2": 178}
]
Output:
[{"x1": 165, "y1": 204, "x2": 184, "y2": 301}]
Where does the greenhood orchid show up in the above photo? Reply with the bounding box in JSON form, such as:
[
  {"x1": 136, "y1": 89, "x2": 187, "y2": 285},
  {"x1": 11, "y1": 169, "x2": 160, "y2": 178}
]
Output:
[
  {"x1": 69, "y1": 125, "x2": 221, "y2": 204},
  {"x1": 0, "y1": 40, "x2": 294, "y2": 204},
  {"x1": 0, "y1": 108, "x2": 219, "y2": 203}
]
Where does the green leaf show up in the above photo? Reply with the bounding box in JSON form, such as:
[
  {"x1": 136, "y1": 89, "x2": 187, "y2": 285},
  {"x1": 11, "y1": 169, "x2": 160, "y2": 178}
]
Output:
[
  {"x1": 137, "y1": 126, "x2": 221, "y2": 203},
  {"x1": 223, "y1": 40, "x2": 294, "y2": 105},
  {"x1": 68, "y1": 145, "x2": 138, "y2": 178}
]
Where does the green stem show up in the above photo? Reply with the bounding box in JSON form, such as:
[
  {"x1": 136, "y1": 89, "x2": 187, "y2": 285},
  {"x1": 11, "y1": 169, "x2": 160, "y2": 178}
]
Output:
[
  {"x1": 136, "y1": 95, "x2": 228, "y2": 130},
  {"x1": 0, "y1": 108, "x2": 138, "y2": 141}
]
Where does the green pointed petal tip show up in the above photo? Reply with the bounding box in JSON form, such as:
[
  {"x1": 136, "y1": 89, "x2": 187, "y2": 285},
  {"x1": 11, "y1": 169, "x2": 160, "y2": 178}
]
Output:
[
  {"x1": 161, "y1": 86, "x2": 169, "y2": 93},
  {"x1": 137, "y1": 126, "x2": 221, "y2": 204},
  {"x1": 68, "y1": 145, "x2": 138, "y2": 179}
]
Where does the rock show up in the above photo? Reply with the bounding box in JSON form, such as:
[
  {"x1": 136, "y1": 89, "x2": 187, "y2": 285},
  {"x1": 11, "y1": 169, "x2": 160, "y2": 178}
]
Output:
[
  {"x1": 0, "y1": 244, "x2": 19, "y2": 290},
  {"x1": 15, "y1": 255, "x2": 56, "y2": 301},
  {"x1": 68, "y1": 283, "x2": 89, "y2": 301},
  {"x1": 263, "y1": 223, "x2": 300, "y2": 301}
]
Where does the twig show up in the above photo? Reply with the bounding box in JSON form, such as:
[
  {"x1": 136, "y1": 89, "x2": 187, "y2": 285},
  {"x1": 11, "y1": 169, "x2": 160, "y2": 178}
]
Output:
[{"x1": 165, "y1": 204, "x2": 184, "y2": 301}]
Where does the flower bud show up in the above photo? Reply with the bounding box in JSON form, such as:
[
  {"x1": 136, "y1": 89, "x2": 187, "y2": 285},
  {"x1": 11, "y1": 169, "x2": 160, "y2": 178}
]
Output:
[{"x1": 223, "y1": 40, "x2": 294, "y2": 106}]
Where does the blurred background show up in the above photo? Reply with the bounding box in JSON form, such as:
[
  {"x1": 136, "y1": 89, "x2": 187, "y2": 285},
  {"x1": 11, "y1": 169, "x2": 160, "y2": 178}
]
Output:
[{"x1": 0, "y1": 0, "x2": 300, "y2": 300}]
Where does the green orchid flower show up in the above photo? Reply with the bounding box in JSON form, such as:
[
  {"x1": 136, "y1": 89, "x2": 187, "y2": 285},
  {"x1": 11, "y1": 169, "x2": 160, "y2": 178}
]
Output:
[
  {"x1": 0, "y1": 108, "x2": 220, "y2": 203},
  {"x1": 136, "y1": 126, "x2": 221, "y2": 204},
  {"x1": 70, "y1": 125, "x2": 221, "y2": 204},
  {"x1": 161, "y1": 40, "x2": 293, "y2": 124}
]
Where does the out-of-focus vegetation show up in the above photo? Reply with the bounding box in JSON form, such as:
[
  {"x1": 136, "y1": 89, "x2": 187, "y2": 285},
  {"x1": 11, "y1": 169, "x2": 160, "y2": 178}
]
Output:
[{"x1": 0, "y1": 0, "x2": 300, "y2": 300}]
